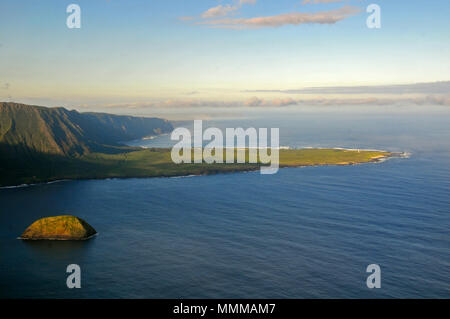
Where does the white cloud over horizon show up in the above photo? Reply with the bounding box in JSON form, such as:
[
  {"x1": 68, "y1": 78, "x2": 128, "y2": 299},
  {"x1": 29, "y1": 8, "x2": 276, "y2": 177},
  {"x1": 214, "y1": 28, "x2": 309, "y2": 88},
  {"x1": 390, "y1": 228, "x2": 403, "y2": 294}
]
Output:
[
  {"x1": 245, "y1": 81, "x2": 450, "y2": 95},
  {"x1": 196, "y1": 6, "x2": 361, "y2": 29},
  {"x1": 8, "y1": 81, "x2": 449, "y2": 110},
  {"x1": 71, "y1": 94, "x2": 450, "y2": 110}
]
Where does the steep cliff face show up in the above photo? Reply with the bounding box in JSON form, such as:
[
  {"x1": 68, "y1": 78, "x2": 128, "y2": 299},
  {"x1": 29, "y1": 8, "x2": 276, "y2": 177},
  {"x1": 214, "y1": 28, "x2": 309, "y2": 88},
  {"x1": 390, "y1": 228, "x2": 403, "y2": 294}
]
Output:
[
  {"x1": 20, "y1": 215, "x2": 97, "y2": 240},
  {"x1": 68, "y1": 110, "x2": 173, "y2": 146},
  {"x1": 0, "y1": 103, "x2": 88, "y2": 157},
  {"x1": 0, "y1": 102, "x2": 173, "y2": 158}
]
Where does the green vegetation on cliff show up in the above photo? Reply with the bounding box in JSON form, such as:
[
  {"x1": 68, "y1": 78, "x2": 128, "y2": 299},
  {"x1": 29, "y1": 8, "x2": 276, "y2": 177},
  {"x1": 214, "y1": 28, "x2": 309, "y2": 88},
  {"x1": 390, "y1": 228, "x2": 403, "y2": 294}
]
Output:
[{"x1": 0, "y1": 102, "x2": 172, "y2": 157}]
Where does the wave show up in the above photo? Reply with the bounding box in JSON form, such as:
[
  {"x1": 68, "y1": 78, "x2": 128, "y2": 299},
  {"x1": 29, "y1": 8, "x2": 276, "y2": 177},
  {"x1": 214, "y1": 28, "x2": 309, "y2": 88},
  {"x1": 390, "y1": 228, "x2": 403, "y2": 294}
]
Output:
[
  {"x1": 399, "y1": 152, "x2": 412, "y2": 158},
  {"x1": 184, "y1": 146, "x2": 292, "y2": 150},
  {"x1": 169, "y1": 174, "x2": 200, "y2": 179},
  {"x1": 0, "y1": 179, "x2": 70, "y2": 190},
  {"x1": 299, "y1": 146, "x2": 388, "y2": 152}
]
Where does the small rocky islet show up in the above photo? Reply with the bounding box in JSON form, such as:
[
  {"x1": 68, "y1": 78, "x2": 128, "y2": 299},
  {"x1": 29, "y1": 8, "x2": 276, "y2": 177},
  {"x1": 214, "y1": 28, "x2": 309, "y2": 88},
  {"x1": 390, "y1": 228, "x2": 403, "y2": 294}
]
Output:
[{"x1": 20, "y1": 215, "x2": 97, "y2": 240}]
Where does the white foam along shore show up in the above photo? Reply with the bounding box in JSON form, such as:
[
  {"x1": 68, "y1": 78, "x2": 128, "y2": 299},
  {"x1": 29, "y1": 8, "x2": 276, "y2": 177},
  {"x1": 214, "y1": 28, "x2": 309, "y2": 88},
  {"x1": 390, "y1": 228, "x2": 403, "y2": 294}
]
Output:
[
  {"x1": 0, "y1": 179, "x2": 70, "y2": 189},
  {"x1": 300, "y1": 146, "x2": 410, "y2": 157}
]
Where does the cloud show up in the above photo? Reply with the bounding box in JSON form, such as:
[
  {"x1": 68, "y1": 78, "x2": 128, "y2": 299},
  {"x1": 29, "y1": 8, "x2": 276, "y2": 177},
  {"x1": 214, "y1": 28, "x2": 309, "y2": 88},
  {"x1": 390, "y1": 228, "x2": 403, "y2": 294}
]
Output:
[
  {"x1": 422, "y1": 95, "x2": 450, "y2": 106},
  {"x1": 182, "y1": 1, "x2": 357, "y2": 29},
  {"x1": 202, "y1": 5, "x2": 239, "y2": 19},
  {"x1": 81, "y1": 81, "x2": 450, "y2": 110},
  {"x1": 246, "y1": 81, "x2": 450, "y2": 95},
  {"x1": 245, "y1": 96, "x2": 264, "y2": 106},
  {"x1": 277, "y1": 96, "x2": 450, "y2": 107},
  {"x1": 93, "y1": 99, "x2": 241, "y2": 109},
  {"x1": 94, "y1": 95, "x2": 450, "y2": 109},
  {"x1": 248, "y1": 96, "x2": 450, "y2": 107},
  {"x1": 80, "y1": 93, "x2": 450, "y2": 111},
  {"x1": 197, "y1": 6, "x2": 361, "y2": 29},
  {"x1": 200, "y1": 0, "x2": 257, "y2": 19},
  {"x1": 272, "y1": 98, "x2": 298, "y2": 106}
]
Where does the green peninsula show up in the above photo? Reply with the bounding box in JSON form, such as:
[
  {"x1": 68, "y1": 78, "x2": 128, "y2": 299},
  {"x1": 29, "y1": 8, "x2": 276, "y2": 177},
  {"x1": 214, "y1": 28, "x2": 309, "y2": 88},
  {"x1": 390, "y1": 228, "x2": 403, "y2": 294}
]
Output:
[
  {"x1": 0, "y1": 102, "x2": 400, "y2": 187},
  {"x1": 0, "y1": 147, "x2": 395, "y2": 187}
]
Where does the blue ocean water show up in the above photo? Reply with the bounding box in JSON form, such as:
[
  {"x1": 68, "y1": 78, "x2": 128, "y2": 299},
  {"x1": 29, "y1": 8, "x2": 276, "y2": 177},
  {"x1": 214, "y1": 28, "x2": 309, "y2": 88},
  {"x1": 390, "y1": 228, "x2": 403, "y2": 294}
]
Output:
[{"x1": 0, "y1": 110, "x2": 449, "y2": 298}]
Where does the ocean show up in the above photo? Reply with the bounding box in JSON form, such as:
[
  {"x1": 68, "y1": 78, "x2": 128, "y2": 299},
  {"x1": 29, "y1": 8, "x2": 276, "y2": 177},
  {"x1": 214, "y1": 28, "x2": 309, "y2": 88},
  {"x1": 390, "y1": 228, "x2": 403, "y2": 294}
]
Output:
[{"x1": 1, "y1": 109, "x2": 449, "y2": 298}]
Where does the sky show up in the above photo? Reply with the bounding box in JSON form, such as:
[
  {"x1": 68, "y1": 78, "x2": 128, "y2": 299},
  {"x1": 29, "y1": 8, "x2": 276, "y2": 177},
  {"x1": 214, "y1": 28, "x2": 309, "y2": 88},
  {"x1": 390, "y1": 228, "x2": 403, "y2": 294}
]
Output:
[{"x1": 0, "y1": 0, "x2": 449, "y2": 114}]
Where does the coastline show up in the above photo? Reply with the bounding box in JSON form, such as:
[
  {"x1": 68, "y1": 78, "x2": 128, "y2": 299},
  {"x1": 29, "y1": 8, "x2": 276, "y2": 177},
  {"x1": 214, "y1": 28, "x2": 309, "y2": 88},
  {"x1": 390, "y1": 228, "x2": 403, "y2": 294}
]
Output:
[{"x1": 0, "y1": 149, "x2": 406, "y2": 189}]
